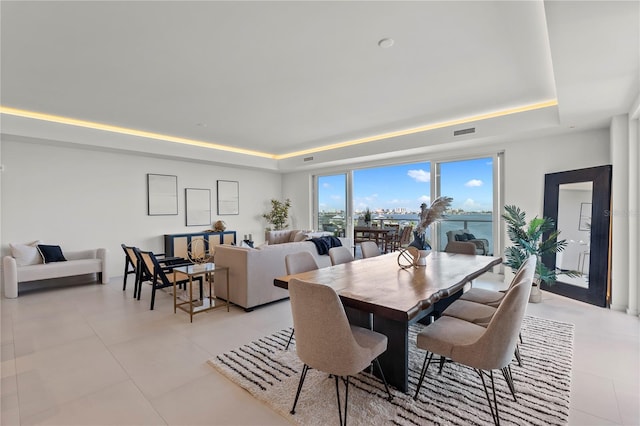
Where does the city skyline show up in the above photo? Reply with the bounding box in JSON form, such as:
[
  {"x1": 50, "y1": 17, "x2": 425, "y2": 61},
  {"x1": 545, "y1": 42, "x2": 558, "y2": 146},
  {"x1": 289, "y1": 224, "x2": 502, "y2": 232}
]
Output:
[{"x1": 318, "y1": 157, "x2": 494, "y2": 213}]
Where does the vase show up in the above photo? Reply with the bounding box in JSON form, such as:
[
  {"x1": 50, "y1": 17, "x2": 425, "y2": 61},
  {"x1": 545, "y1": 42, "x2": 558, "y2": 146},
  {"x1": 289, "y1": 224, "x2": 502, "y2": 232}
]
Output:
[
  {"x1": 408, "y1": 231, "x2": 432, "y2": 250},
  {"x1": 415, "y1": 249, "x2": 430, "y2": 267},
  {"x1": 529, "y1": 282, "x2": 542, "y2": 303}
]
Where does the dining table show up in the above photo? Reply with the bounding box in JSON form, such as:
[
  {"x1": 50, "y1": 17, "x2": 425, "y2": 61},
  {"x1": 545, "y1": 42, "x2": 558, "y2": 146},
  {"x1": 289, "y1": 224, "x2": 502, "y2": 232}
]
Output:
[
  {"x1": 274, "y1": 251, "x2": 502, "y2": 392},
  {"x1": 353, "y1": 226, "x2": 396, "y2": 253}
]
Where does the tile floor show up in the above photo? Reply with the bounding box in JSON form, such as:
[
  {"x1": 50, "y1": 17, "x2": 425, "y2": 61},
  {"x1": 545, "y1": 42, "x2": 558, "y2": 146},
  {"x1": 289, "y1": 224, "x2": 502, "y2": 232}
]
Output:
[{"x1": 1, "y1": 272, "x2": 638, "y2": 425}]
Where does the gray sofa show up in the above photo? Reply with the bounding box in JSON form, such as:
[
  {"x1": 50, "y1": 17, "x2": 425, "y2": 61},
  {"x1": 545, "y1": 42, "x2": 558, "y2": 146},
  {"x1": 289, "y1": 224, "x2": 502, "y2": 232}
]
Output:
[{"x1": 214, "y1": 236, "x2": 351, "y2": 310}]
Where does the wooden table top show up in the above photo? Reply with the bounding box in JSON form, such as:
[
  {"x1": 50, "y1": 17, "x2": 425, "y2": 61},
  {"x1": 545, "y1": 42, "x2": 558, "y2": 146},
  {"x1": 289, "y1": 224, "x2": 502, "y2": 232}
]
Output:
[{"x1": 274, "y1": 251, "x2": 502, "y2": 322}]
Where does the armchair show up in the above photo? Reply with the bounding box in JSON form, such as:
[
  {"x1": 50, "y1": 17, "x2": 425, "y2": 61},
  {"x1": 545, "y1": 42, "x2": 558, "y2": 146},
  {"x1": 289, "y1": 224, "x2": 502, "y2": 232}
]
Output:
[{"x1": 446, "y1": 229, "x2": 489, "y2": 255}]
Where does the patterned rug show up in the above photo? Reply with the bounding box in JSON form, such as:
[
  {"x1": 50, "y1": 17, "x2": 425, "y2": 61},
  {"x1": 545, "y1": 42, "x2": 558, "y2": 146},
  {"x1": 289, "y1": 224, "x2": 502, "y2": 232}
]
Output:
[{"x1": 208, "y1": 316, "x2": 573, "y2": 425}]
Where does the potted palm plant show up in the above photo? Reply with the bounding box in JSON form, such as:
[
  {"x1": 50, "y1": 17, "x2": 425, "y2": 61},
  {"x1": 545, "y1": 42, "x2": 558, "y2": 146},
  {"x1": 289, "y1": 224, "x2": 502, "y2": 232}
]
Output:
[
  {"x1": 502, "y1": 204, "x2": 579, "y2": 302},
  {"x1": 262, "y1": 198, "x2": 292, "y2": 230}
]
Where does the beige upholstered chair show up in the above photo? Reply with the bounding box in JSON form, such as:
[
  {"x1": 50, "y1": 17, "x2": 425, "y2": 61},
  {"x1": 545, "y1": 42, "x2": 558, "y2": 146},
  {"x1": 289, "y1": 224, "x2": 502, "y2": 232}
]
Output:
[
  {"x1": 284, "y1": 252, "x2": 320, "y2": 350},
  {"x1": 413, "y1": 266, "x2": 534, "y2": 425},
  {"x1": 360, "y1": 241, "x2": 381, "y2": 258},
  {"x1": 329, "y1": 246, "x2": 354, "y2": 265},
  {"x1": 444, "y1": 241, "x2": 477, "y2": 255},
  {"x1": 442, "y1": 256, "x2": 536, "y2": 367},
  {"x1": 460, "y1": 255, "x2": 537, "y2": 307},
  {"x1": 288, "y1": 278, "x2": 392, "y2": 424}
]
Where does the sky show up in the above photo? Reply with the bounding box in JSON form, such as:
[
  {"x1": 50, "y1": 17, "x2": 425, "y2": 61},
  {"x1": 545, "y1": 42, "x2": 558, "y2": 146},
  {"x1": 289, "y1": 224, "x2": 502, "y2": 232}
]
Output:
[{"x1": 318, "y1": 157, "x2": 493, "y2": 213}]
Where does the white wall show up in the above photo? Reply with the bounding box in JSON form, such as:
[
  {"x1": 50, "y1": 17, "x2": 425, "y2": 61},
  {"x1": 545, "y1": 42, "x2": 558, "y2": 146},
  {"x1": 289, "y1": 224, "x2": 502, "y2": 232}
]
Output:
[{"x1": 0, "y1": 137, "x2": 282, "y2": 286}]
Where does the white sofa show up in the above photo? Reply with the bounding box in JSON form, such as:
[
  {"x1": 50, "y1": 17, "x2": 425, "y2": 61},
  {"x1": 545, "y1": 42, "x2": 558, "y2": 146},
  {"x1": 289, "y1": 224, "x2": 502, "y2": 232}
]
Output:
[
  {"x1": 214, "y1": 237, "x2": 351, "y2": 310},
  {"x1": 3, "y1": 248, "x2": 109, "y2": 298}
]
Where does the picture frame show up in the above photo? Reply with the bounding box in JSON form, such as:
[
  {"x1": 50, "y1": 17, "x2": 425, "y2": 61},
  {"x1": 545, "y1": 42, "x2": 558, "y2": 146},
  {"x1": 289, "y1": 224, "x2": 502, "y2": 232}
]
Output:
[
  {"x1": 185, "y1": 188, "x2": 211, "y2": 226},
  {"x1": 147, "y1": 174, "x2": 178, "y2": 215},
  {"x1": 579, "y1": 202, "x2": 592, "y2": 231},
  {"x1": 217, "y1": 180, "x2": 239, "y2": 215}
]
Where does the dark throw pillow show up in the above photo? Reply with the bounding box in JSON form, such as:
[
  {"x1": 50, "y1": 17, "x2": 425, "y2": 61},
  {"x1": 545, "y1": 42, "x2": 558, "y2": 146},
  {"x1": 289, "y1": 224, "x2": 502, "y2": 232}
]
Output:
[
  {"x1": 464, "y1": 233, "x2": 476, "y2": 240},
  {"x1": 37, "y1": 244, "x2": 67, "y2": 263},
  {"x1": 454, "y1": 234, "x2": 468, "y2": 241}
]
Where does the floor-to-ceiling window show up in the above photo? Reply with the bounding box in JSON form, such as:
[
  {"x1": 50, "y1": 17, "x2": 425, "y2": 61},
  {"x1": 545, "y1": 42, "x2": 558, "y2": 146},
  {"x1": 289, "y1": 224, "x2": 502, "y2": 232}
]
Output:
[
  {"x1": 314, "y1": 154, "x2": 499, "y2": 255},
  {"x1": 436, "y1": 157, "x2": 495, "y2": 254},
  {"x1": 353, "y1": 162, "x2": 431, "y2": 231},
  {"x1": 316, "y1": 174, "x2": 347, "y2": 236}
]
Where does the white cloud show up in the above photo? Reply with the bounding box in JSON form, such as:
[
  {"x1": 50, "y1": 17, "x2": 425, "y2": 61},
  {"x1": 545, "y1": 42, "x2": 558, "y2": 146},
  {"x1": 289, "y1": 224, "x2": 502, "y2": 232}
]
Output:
[
  {"x1": 408, "y1": 169, "x2": 430, "y2": 183},
  {"x1": 322, "y1": 182, "x2": 331, "y2": 188},
  {"x1": 330, "y1": 195, "x2": 342, "y2": 201},
  {"x1": 465, "y1": 179, "x2": 483, "y2": 187},
  {"x1": 418, "y1": 195, "x2": 431, "y2": 204},
  {"x1": 463, "y1": 198, "x2": 481, "y2": 209}
]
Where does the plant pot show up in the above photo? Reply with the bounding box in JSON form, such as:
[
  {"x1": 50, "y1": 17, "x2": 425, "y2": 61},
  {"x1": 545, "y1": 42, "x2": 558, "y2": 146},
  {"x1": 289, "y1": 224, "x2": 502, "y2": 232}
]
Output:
[
  {"x1": 415, "y1": 249, "x2": 430, "y2": 267},
  {"x1": 529, "y1": 283, "x2": 542, "y2": 303}
]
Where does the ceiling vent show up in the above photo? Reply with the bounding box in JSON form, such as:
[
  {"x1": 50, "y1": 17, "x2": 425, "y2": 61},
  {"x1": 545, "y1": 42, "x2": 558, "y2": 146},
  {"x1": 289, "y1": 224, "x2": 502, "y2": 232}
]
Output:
[
  {"x1": 454, "y1": 127, "x2": 476, "y2": 136},
  {"x1": 303, "y1": 156, "x2": 314, "y2": 162}
]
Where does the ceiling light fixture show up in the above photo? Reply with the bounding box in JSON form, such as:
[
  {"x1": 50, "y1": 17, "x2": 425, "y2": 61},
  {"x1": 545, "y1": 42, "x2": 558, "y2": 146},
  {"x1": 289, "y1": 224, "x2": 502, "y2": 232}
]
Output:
[
  {"x1": 0, "y1": 99, "x2": 558, "y2": 161},
  {"x1": 0, "y1": 106, "x2": 275, "y2": 159},
  {"x1": 378, "y1": 38, "x2": 394, "y2": 48}
]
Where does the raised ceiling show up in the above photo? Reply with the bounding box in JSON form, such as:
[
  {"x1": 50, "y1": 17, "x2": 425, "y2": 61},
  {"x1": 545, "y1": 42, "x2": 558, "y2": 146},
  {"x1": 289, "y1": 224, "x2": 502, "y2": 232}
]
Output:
[{"x1": 1, "y1": 1, "x2": 638, "y2": 170}]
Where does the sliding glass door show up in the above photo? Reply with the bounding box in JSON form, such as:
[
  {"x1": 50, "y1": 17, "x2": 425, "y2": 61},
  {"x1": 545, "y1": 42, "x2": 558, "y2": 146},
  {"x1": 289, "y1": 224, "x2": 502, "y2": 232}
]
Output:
[
  {"x1": 435, "y1": 157, "x2": 495, "y2": 254},
  {"x1": 316, "y1": 174, "x2": 348, "y2": 236}
]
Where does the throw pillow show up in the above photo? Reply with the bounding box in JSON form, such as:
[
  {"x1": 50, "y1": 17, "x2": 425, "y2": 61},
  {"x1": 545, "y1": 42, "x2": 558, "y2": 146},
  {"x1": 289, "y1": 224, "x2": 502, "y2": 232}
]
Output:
[
  {"x1": 10, "y1": 240, "x2": 43, "y2": 266},
  {"x1": 293, "y1": 232, "x2": 308, "y2": 242},
  {"x1": 37, "y1": 244, "x2": 67, "y2": 263},
  {"x1": 464, "y1": 233, "x2": 476, "y2": 240},
  {"x1": 454, "y1": 234, "x2": 468, "y2": 241}
]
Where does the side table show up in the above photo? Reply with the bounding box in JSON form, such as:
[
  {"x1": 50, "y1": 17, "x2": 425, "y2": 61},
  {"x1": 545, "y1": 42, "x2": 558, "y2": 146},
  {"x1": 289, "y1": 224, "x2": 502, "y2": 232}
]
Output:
[{"x1": 172, "y1": 263, "x2": 230, "y2": 322}]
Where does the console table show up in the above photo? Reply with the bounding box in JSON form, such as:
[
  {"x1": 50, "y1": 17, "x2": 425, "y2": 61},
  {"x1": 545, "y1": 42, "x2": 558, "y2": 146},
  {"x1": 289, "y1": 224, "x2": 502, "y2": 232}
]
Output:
[{"x1": 164, "y1": 231, "x2": 236, "y2": 259}]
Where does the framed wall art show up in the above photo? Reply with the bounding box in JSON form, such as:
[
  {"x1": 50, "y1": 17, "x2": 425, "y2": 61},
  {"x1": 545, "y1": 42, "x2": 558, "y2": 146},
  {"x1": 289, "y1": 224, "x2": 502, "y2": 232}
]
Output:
[
  {"x1": 185, "y1": 188, "x2": 211, "y2": 226},
  {"x1": 217, "y1": 180, "x2": 239, "y2": 215},
  {"x1": 147, "y1": 174, "x2": 178, "y2": 215}
]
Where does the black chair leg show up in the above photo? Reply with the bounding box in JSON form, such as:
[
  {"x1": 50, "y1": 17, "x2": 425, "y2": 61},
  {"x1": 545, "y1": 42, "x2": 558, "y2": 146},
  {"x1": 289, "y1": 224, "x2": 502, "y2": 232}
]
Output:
[
  {"x1": 290, "y1": 364, "x2": 309, "y2": 415},
  {"x1": 285, "y1": 328, "x2": 295, "y2": 350},
  {"x1": 438, "y1": 355, "x2": 446, "y2": 374},
  {"x1": 501, "y1": 366, "x2": 517, "y2": 402},
  {"x1": 373, "y1": 358, "x2": 393, "y2": 401},
  {"x1": 414, "y1": 352, "x2": 434, "y2": 400},
  {"x1": 514, "y1": 344, "x2": 523, "y2": 367},
  {"x1": 477, "y1": 369, "x2": 500, "y2": 426}
]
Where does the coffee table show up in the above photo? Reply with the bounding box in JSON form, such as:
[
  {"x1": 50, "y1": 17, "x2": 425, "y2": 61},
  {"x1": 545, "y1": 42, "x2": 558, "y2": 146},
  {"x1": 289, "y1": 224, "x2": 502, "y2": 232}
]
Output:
[{"x1": 172, "y1": 263, "x2": 230, "y2": 322}]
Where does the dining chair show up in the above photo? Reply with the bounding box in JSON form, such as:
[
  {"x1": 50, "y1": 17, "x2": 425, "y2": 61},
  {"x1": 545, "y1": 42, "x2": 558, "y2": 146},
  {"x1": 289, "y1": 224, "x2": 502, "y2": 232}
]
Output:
[
  {"x1": 284, "y1": 252, "x2": 320, "y2": 350},
  {"x1": 135, "y1": 249, "x2": 202, "y2": 310},
  {"x1": 329, "y1": 246, "x2": 354, "y2": 265},
  {"x1": 440, "y1": 256, "x2": 535, "y2": 367},
  {"x1": 360, "y1": 241, "x2": 381, "y2": 258},
  {"x1": 444, "y1": 241, "x2": 477, "y2": 255},
  {"x1": 288, "y1": 278, "x2": 393, "y2": 425},
  {"x1": 121, "y1": 244, "x2": 145, "y2": 297},
  {"x1": 397, "y1": 225, "x2": 414, "y2": 250},
  {"x1": 413, "y1": 270, "x2": 534, "y2": 425}
]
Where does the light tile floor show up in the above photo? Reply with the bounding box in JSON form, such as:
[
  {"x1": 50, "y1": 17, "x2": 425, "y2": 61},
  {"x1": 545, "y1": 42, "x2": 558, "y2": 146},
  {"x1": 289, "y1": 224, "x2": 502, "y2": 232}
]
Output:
[{"x1": 1, "y1": 272, "x2": 638, "y2": 425}]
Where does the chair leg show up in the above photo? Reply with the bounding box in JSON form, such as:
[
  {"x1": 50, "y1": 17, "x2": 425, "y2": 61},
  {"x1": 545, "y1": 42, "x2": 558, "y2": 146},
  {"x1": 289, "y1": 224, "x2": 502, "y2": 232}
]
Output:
[
  {"x1": 414, "y1": 352, "x2": 434, "y2": 401},
  {"x1": 514, "y1": 344, "x2": 523, "y2": 367},
  {"x1": 334, "y1": 375, "x2": 344, "y2": 426},
  {"x1": 373, "y1": 358, "x2": 393, "y2": 401},
  {"x1": 501, "y1": 366, "x2": 517, "y2": 402},
  {"x1": 519, "y1": 331, "x2": 523, "y2": 344},
  {"x1": 290, "y1": 364, "x2": 309, "y2": 415},
  {"x1": 122, "y1": 265, "x2": 129, "y2": 291},
  {"x1": 285, "y1": 328, "x2": 295, "y2": 350},
  {"x1": 438, "y1": 355, "x2": 446, "y2": 374},
  {"x1": 150, "y1": 283, "x2": 157, "y2": 310},
  {"x1": 477, "y1": 369, "x2": 500, "y2": 426}
]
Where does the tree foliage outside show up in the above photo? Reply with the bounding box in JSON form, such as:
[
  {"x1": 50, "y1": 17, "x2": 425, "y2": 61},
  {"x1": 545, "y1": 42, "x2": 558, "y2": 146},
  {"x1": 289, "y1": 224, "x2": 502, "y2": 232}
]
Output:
[
  {"x1": 502, "y1": 204, "x2": 579, "y2": 285},
  {"x1": 263, "y1": 198, "x2": 292, "y2": 230}
]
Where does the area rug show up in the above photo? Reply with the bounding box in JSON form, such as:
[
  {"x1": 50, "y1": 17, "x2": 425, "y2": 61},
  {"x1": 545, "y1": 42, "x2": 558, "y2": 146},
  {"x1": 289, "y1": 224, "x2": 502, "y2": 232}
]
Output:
[{"x1": 208, "y1": 316, "x2": 573, "y2": 425}]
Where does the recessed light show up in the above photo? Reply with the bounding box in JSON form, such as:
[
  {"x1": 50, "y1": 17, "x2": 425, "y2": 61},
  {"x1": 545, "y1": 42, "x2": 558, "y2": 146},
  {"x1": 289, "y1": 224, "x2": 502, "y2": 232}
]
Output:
[{"x1": 378, "y1": 38, "x2": 394, "y2": 48}]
